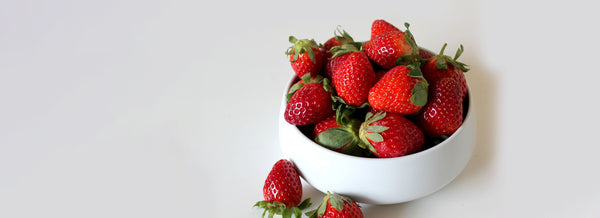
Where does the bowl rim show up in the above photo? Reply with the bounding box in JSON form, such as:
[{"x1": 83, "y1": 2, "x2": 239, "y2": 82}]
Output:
[{"x1": 282, "y1": 75, "x2": 474, "y2": 163}]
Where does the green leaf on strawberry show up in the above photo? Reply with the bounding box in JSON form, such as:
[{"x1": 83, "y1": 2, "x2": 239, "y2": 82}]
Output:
[{"x1": 316, "y1": 127, "x2": 355, "y2": 150}]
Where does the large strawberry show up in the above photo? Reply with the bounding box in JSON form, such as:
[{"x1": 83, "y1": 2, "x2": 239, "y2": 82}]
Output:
[
  {"x1": 254, "y1": 159, "x2": 312, "y2": 217},
  {"x1": 368, "y1": 65, "x2": 428, "y2": 115},
  {"x1": 331, "y1": 52, "x2": 377, "y2": 107},
  {"x1": 358, "y1": 111, "x2": 424, "y2": 158},
  {"x1": 284, "y1": 74, "x2": 335, "y2": 125},
  {"x1": 286, "y1": 36, "x2": 324, "y2": 78},
  {"x1": 363, "y1": 22, "x2": 419, "y2": 69},
  {"x1": 370, "y1": 19, "x2": 400, "y2": 39},
  {"x1": 421, "y1": 43, "x2": 470, "y2": 99},
  {"x1": 306, "y1": 192, "x2": 363, "y2": 218},
  {"x1": 416, "y1": 77, "x2": 464, "y2": 138}
]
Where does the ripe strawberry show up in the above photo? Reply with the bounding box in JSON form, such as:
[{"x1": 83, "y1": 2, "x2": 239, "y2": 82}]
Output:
[
  {"x1": 332, "y1": 52, "x2": 377, "y2": 107},
  {"x1": 416, "y1": 77, "x2": 464, "y2": 138},
  {"x1": 370, "y1": 19, "x2": 400, "y2": 39},
  {"x1": 285, "y1": 75, "x2": 335, "y2": 125},
  {"x1": 255, "y1": 159, "x2": 312, "y2": 218},
  {"x1": 313, "y1": 115, "x2": 369, "y2": 157},
  {"x1": 358, "y1": 111, "x2": 425, "y2": 158},
  {"x1": 286, "y1": 36, "x2": 324, "y2": 78},
  {"x1": 306, "y1": 192, "x2": 363, "y2": 218},
  {"x1": 363, "y1": 22, "x2": 421, "y2": 69},
  {"x1": 368, "y1": 65, "x2": 427, "y2": 115},
  {"x1": 421, "y1": 43, "x2": 470, "y2": 99},
  {"x1": 323, "y1": 28, "x2": 362, "y2": 80}
]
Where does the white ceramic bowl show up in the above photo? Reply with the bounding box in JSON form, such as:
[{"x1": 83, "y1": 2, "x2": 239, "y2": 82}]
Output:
[{"x1": 279, "y1": 77, "x2": 476, "y2": 205}]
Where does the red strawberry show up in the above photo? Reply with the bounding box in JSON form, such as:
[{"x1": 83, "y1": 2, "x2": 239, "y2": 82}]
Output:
[
  {"x1": 416, "y1": 77, "x2": 464, "y2": 138},
  {"x1": 358, "y1": 111, "x2": 425, "y2": 158},
  {"x1": 323, "y1": 28, "x2": 361, "y2": 80},
  {"x1": 286, "y1": 36, "x2": 324, "y2": 78},
  {"x1": 421, "y1": 43, "x2": 470, "y2": 100},
  {"x1": 285, "y1": 78, "x2": 335, "y2": 125},
  {"x1": 313, "y1": 115, "x2": 368, "y2": 157},
  {"x1": 370, "y1": 19, "x2": 400, "y2": 39},
  {"x1": 368, "y1": 65, "x2": 427, "y2": 115},
  {"x1": 306, "y1": 192, "x2": 363, "y2": 218},
  {"x1": 255, "y1": 160, "x2": 312, "y2": 217},
  {"x1": 332, "y1": 52, "x2": 377, "y2": 107},
  {"x1": 418, "y1": 48, "x2": 435, "y2": 59}
]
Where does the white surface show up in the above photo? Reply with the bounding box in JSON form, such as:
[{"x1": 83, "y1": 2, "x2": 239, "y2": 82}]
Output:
[
  {"x1": 279, "y1": 87, "x2": 476, "y2": 204},
  {"x1": 1, "y1": 0, "x2": 599, "y2": 217}
]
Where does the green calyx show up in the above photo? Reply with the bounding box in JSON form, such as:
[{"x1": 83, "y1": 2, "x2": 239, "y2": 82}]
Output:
[
  {"x1": 395, "y1": 22, "x2": 422, "y2": 66},
  {"x1": 328, "y1": 27, "x2": 364, "y2": 59},
  {"x1": 407, "y1": 61, "x2": 429, "y2": 107},
  {"x1": 254, "y1": 198, "x2": 312, "y2": 218},
  {"x1": 315, "y1": 119, "x2": 365, "y2": 156},
  {"x1": 306, "y1": 192, "x2": 356, "y2": 218},
  {"x1": 433, "y1": 43, "x2": 470, "y2": 72},
  {"x1": 358, "y1": 112, "x2": 390, "y2": 154},
  {"x1": 286, "y1": 36, "x2": 321, "y2": 63},
  {"x1": 286, "y1": 74, "x2": 333, "y2": 102}
]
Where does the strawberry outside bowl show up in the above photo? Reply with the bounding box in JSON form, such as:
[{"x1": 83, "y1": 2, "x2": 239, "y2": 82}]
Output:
[{"x1": 278, "y1": 76, "x2": 477, "y2": 205}]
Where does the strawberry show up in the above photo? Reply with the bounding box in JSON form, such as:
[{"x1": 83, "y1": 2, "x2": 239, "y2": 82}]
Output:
[
  {"x1": 416, "y1": 77, "x2": 464, "y2": 138},
  {"x1": 284, "y1": 75, "x2": 335, "y2": 125},
  {"x1": 363, "y1": 22, "x2": 420, "y2": 69},
  {"x1": 306, "y1": 192, "x2": 363, "y2": 218},
  {"x1": 331, "y1": 52, "x2": 377, "y2": 107},
  {"x1": 313, "y1": 115, "x2": 369, "y2": 157},
  {"x1": 323, "y1": 28, "x2": 362, "y2": 80},
  {"x1": 370, "y1": 19, "x2": 400, "y2": 39},
  {"x1": 286, "y1": 36, "x2": 324, "y2": 78},
  {"x1": 421, "y1": 43, "x2": 470, "y2": 99},
  {"x1": 254, "y1": 159, "x2": 312, "y2": 218},
  {"x1": 368, "y1": 65, "x2": 428, "y2": 115},
  {"x1": 358, "y1": 111, "x2": 425, "y2": 158}
]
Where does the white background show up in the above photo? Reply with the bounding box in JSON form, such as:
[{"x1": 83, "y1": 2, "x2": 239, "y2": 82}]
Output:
[{"x1": 1, "y1": 0, "x2": 599, "y2": 217}]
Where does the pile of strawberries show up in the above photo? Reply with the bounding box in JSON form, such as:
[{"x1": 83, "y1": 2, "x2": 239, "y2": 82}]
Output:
[
  {"x1": 254, "y1": 20, "x2": 470, "y2": 218},
  {"x1": 284, "y1": 19, "x2": 470, "y2": 158}
]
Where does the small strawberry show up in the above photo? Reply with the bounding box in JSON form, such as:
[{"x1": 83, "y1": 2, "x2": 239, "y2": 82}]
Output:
[
  {"x1": 363, "y1": 22, "x2": 419, "y2": 69},
  {"x1": 416, "y1": 77, "x2": 464, "y2": 138},
  {"x1": 368, "y1": 65, "x2": 428, "y2": 115},
  {"x1": 285, "y1": 74, "x2": 335, "y2": 125},
  {"x1": 286, "y1": 36, "x2": 324, "y2": 78},
  {"x1": 421, "y1": 43, "x2": 470, "y2": 99},
  {"x1": 331, "y1": 52, "x2": 377, "y2": 107},
  {"x1": 313, "y1": 115, "x2": 369, "y2": 157},
  {"x1": 254, "y1": 159, "x2": 312, "y2": 218},
  {"x1": 306, "y1": 192, "x2": 363, "y2": 218},
  {"x1": 358, "y1": 111, "x2": 425, "y2": 158},
  {"x1": 370, "y1": 19, "x2": 400, "y2": 39}
]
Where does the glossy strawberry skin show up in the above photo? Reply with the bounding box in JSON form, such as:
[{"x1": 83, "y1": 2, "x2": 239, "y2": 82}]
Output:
[
  {"x1": 416, "y1": 77, "x2": 463, "y2": 138},
  {"x1": 290, "y1": 47, "x2": 324, "y2": 78},
  {"x1": 363, "y1": 31, "x2": 413, "y2": 69},
  {"x1": 368, "y1": 65, "x2": 424, "y2": 115},
  {"x1": 285, "y1": 82, "x2": 334, "y2": 125},
  {"x1": 332, "y1": 52, "x2": 377, "y2": 106},
  {"x1": 422, "y1": 58, "x2": 468, "y2": 100},
  {"x1": 363, "y1": 112, "x2": 424, "y2": 158},
  {"x1": 370, "y1": 19, "x2": 400, "y2": 39},
  {"x1": 263, "y1": 159, "x2": 303, "y2": 209}
]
